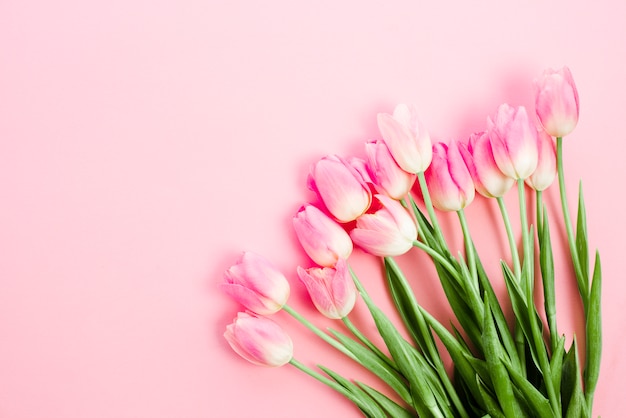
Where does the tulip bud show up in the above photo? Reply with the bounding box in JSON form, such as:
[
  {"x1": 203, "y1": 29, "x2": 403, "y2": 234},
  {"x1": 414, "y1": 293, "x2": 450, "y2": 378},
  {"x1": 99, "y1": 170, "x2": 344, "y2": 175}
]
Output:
[
  {"x1": 307, "y1": 155, "x2": 372, "y2": 223},
  {"x1": 350, "y1": 194, "x2": 417, "y2": 257},
  {"x1": 535, "y1": 66, "x2": 579, "y2": 138},
  {"x1": 488, "y1": 104, "x2": 538, "y2": 180},
  {"x1": 424, "y1": 141, "x2": 475, "y2": 211},
  {"x1": 296, "y1": 259, "x2": 356, "y2": 319},
  {"x1": 377, "y1": 104, "x2": 432, "y2": 174},
  {"x1": 365, "y1": 140, "x2": 417, "y2": 200},
  {"x1": 224, "y1": 312, "x2": 293, "y2": 367},
  {"x1": 526, "y1": 129, "x2": 557, "y2": 191},
  {"x1": 292, "y1": 204, "x2": 353, "y2": 267},
  {"x1": 459, "y1": 131, "x2": 515, "y2": 198},
  {"x1": 222, "y1": 252, "x2": 290, "y2": 315}
]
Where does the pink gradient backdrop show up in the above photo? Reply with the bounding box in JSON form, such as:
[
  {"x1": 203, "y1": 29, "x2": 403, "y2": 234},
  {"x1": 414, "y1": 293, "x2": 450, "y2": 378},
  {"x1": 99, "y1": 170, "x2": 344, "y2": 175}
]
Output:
[{"x1": 1, "y1": 1, "x2": 624, "y2": 417}]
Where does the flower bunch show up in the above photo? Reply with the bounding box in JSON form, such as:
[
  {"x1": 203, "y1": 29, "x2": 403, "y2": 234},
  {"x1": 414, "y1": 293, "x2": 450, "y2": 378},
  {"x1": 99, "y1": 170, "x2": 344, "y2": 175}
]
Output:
[{"x1": 221, "y1": 66, "x2": 601, "y2": 417}]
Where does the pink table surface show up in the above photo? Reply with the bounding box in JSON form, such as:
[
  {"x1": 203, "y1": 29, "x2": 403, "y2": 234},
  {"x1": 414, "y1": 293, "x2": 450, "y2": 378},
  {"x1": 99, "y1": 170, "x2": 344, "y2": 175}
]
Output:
[{"x1": 1, "y1": 1, "x2": 624, "y2": 417}]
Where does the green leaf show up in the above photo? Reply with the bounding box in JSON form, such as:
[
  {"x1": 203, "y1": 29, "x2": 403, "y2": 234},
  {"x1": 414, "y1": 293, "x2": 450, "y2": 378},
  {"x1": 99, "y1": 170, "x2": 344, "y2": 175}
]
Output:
[
  {"x1": 550, "y1": 335, "x2": 566, "y2": 399},
  {"x1": 357, "y1": 382, "x2": 416, "y2": 418},
  {"x1": 319, "y1": 365, "x2": 387, "y2": 418},
  {"x1": 584, "y1": 251, "x2": 602, "y2": 400},
  {"x1": 329, "y1": 328, "x2": 412, "y2": 405},
  {"x1": 561, "y1": 339, "x2": 587, "y2": 416},
  {"x1": 476, "y1": 376, "x2": 506, "y2": 418},
  {"x1": 482, "y1": 297, "x2": 521, "y2": 417},
  {"x1": 576, "y1": 182, "x2": 590, "y2": 282},
  {"x1": 502, "y1": 358, "x2": 554, "y2": 417},
  {"x1": 539, "y1": 210, "x2": 558, "y2": 350}
]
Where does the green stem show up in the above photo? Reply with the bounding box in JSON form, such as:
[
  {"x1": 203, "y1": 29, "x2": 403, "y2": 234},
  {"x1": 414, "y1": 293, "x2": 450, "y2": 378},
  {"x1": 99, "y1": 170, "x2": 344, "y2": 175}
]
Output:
[
  {"x1": 556, "y1": 136, "x2": 588, "y2": 311},
  {"x1": 536, "y1": 190, "x2": 544, "y2": 238},
  {"x1": 417, "y1": 171, "x2": 448, "y2": 250},
  {"x1": 283, "y1": 304, "x2": 357, "y2": 361},
  {"x1": 412, "y1": 240, "x2": 461, "y2": 282},
  {"x1": 497, "y1": 196, "x2": 522, "y2": 279}
]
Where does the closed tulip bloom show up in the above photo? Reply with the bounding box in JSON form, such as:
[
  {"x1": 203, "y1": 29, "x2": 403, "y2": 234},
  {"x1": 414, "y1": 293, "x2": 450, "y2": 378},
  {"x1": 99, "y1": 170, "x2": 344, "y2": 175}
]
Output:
[
  {"x1": 296, "y1": 259, "x2": 356, "y2": 319},
  {"x1": 488, "y1": 104, "x2": 539, "y2": 180},
  {"x1": 459, "y1": 131, "x2": 515, "y2": 198},
  {"x1": 526, "y1": 129, "x2": 557, "y2": 191},
  {"x1": 307, "y1": 155, "x2": 372, "y2": 223},
  {"x1": 535, "y1": 66, "x2": 579, "y2": 137},
  {"x1": 222, "y1": 252, "x2": 290, "y2": 315},
  {"x1": 293, "y1": 204, "x2": 353, "y2": 267},
  {"x1": 425, "y1": 141, "x2": 475, "y2": 211},
  {"x1": 350, "y1": 194, "x2": 417, "y2": 257},
  {"x1": 224, "y1": 312, "x2": 293, "y2": 367},
  {"x1": 365, "y1": 140, "x2": 417, "y2": 200},
  {"x1": 377, "y1": 104, "x2": 432, "y2": 174}
]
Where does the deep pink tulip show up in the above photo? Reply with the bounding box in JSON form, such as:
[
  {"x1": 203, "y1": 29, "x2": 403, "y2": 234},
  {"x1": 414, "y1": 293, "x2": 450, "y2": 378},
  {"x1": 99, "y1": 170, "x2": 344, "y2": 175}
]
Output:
[
  {"x1": 424, "y1": 141, "x2": 475, "y2": 211},
  {"x1": 224, "y1": 312, "x2": 293, "y2": 367},
  {"x1": 350, "y1": 194, "x2": 417, "y2": 257},
  {"x1": 307, "y1": 155, "x2": 372, "y2": 223},
  {"x1": 459, "y1": 131, "x2": 515, "y2": 198},
  {"x1": 296, "y1": 259, "x2": 356, "y2": 319},
  {"x1": 377, "y1": 104, "x2": 432, "y2": 174},
  {"x1": 488, "y1": 104, "x2": 539, "y2": 180},
  {"x1": 293, "y1": 204, "x2": 353, "y2": 267},
  {"x1": 222, "y1": 252, "x2": 290, "y2": 315},
  {"x1": 365, "y1": 140, "x2": 417, "y2": 200},
  {"x1": 535, "y1": 66, "x2": 579, "y2": 138},
  {"x1": 526, "y1": 129, "x2": 557, "y2": 191}
]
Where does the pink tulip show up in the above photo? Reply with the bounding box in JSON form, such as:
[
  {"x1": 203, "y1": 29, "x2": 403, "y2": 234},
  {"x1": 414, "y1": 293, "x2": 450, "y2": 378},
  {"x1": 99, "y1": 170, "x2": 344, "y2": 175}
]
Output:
[
  {"x1": 377, "y1": 104, "x2": 432, "y2": 174},
  {"x1": 296, "y1": 259, "x2": 356, "y2": 319},
  {"x1": 307, "y1": 155, "x2": 372, "y2": 223},
  {"x1": 350, "y1": 194, "x2": 417, "y2": 257},
  {"x1": 535, "y1": 66, "x2": 579, "y2": 137},
  {"x1": 424, "y1": 141, "x2": 475, "y2": 211},
  {"x1": 526, "y1": 129, "x2": 557, "y2": 191},
  {"x1": 222, "y1": 252, "x2": 290, "y2": 315},
  {"x1": 224, "y1": 312, "x2": 293, "y2": 367},
  {"x1": 488, "y1": 104, "x2": 538, "y2": 180},
  {"x1": 292, "y1": 204, "x2": 353, "y2": 267},
  {"x1": 365, "y1": 140, "x2": 417, "y2": 200},
  {"x1": 459, "y1": 131, "x2": 515, "y2": 198}
]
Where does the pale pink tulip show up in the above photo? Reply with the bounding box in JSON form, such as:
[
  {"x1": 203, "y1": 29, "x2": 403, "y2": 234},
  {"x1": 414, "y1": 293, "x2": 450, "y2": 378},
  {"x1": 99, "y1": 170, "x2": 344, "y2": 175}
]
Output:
[
  {"x1": 350, "y1": 194, "x2": 417, "y2": 257},
  {"x1": 459, "y1": 131, "x2": 515, "y2": 198},
  {"x1": 488, "y1": 104, "x2": 538, "y2": 180},
  {"x1": 535, "y1": 66, "x2": 579, "y2": 137},
  {"x1": 224, "y1": 312, "x2": 293, "y2": 367},
  {"x1": 222, "y1": 252, "x2": 290, "y2": 315},
  {"x1": 292, "y1": 204, "x2": 353, "y2": 267},
  {"x1": 307, "y1": 155, "x2": 372, "y2": 223},
  {"x1": 526, "y1": 129, "x2": 557, "y2": 191},
  {"x1": 296, "y1": 259, "x2": 356, "y2": 319},
  {"x1": 424, "y1": 141, "x2": 475, "y2": 211},
  {"x1": 365, "y1": 140, "x2": 417, "y2": 200},
  {"x1": 377, "y1": 104, "x2": 432, "y2": 174}
]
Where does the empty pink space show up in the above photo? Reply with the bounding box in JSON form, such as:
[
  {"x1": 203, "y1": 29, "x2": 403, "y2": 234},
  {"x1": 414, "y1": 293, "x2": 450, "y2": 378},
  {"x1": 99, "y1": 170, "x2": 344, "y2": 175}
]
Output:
[{"x1": 0, "y1": 1, "x2": 624, "y2": 417}]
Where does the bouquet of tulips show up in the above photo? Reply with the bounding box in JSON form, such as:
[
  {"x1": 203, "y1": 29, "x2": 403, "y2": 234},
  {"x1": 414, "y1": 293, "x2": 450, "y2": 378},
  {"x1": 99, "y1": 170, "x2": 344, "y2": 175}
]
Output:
[{"x1": 221, "y1": 67, "x2": 602, "y2": 418}]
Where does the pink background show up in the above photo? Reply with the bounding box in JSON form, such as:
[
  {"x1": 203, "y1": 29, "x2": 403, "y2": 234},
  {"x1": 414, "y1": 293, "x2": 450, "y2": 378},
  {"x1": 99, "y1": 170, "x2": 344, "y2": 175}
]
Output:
[{"x1": 1, "y1": 1, "x2": 624, "y2": 417}]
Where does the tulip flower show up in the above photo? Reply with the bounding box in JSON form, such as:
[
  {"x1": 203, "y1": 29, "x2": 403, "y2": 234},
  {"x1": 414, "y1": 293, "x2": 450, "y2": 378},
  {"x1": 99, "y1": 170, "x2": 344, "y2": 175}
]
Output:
[
  {"x1": 365, "y1": 139, "x2": 417, "y2": 200},
  {"x1": 292, "y1": 204, "x2": 353, "y2": 267},
  {"x1": 424, "y1": 141, "x2": 475, "y2": 211},
  {"x1": 222, "y1": 252, "x2": 290, "y2": 315},
  {"x1": 377, "y1": 104, "x2": 432, "y2": 174},
  {"x1": 350, "y1": 194, "x2": 417, "y2": 257},
  {"x1": 296, "y1": 259, "x2": 356, "y2": 319},
  {"x1": 224, "y1": 312, "x2": 293, "y2": 367},
  {"x1": 526, "y1": 129, "x2": 557, "y2": 191},
  {"x1": 307, "y1": 155, "x2": 372, "y2": 223},
  {"x1": 459, "y1": 131, "x2": 515, "y2": 198},
  {"x1": 535, "y1": 66, "x2": 579, "y2": 138},
  {"x1": 488, "y1": 104, "x2": 538, "y2": 180}
]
